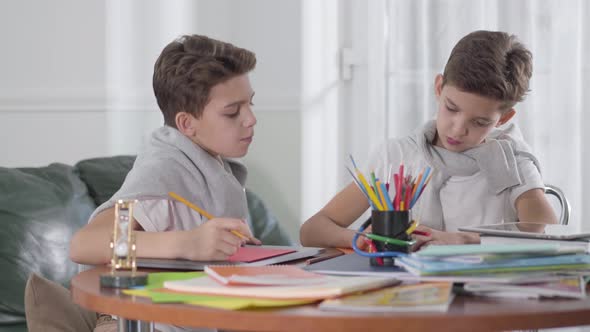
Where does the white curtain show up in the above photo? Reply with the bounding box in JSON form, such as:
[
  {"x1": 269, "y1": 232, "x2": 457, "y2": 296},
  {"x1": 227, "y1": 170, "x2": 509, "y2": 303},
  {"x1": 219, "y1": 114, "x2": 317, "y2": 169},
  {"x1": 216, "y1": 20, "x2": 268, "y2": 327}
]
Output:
[{"x1": 362, "y1": 0, "x2": 590, "y2": 230}]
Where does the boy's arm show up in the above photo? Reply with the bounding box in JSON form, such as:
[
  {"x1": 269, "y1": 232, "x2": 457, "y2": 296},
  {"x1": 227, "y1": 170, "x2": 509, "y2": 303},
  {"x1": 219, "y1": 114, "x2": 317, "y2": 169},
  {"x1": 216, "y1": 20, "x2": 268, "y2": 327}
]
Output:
[
  {"x1": 70, "y1": 208, "x2": 131, "y2": 265},
  {"x1": 70, "y1": 207, "x2": 255, "y2": 265},
  {"x1": 69, "y1": 207, "x2": 183, "y2": 265},
  {"x1": 300, "y1": 182, "x2": 370, "y2": 248},
  {"x1": 515, "y1": 188, "x2": 558, "y2": 224}
]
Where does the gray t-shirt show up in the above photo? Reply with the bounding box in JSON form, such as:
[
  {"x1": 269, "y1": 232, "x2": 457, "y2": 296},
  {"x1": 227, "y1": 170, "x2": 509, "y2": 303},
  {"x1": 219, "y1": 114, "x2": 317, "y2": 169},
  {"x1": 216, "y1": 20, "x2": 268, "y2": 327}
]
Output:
[
  {"x1": 90, "y1": 126, "x2": 249, "y2": 332},
  {"x1": 91, "y1": 125, "x2": 249, "y2": 222}
]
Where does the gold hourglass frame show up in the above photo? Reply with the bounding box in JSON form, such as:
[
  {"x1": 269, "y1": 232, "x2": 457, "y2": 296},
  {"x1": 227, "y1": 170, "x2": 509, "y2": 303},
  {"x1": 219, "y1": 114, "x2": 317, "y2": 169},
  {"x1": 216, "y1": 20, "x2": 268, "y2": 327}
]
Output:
[
  {"x1": 110, "y1": 199, "x2": 138, "y2": 273},
  {"x1": 100, "y1": 199, "x2": 147, "y2": 288}
]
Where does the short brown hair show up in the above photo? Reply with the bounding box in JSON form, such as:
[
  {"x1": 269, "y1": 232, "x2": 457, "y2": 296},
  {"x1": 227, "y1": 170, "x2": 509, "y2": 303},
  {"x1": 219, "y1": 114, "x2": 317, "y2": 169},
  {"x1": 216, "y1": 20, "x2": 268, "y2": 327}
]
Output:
[
  {"x1": 442, "y1": 30, "x2": 532, "y2": 109},
  {"x1": 153, "y1": 35, "x2": 256, "y2": 127}
]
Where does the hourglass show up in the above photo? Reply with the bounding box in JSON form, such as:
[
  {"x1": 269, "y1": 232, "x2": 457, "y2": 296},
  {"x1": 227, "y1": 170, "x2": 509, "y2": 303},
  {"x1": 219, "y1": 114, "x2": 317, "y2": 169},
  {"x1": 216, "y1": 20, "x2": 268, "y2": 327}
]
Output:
[{"x1": 100, "y1": 199, "x2": 148, "y2": 288}]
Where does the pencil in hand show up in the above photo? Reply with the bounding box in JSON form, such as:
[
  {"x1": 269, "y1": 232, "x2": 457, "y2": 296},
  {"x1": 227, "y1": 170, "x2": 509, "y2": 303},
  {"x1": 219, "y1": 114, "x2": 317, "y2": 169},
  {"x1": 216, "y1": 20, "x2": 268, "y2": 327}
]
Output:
[{"x1": 168, "y1": 191, "x2": 251, "y2": 242}]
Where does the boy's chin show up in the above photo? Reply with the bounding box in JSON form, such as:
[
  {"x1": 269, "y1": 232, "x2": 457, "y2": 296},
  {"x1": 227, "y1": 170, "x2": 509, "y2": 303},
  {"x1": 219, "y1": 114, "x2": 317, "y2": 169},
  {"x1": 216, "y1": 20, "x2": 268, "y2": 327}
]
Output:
[
  {"x1": 444, "y1": 143, "x2": 477, "y2": 153},
  {"x1": 222, "y1": 149, "x2": 249, "y2": 159}
]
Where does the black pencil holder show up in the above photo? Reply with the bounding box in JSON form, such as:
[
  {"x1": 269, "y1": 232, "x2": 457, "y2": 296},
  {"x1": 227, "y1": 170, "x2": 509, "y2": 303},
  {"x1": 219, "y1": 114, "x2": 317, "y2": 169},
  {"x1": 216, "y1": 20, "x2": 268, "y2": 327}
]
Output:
[{"x1": 369, "y1": 210, "x2": 411, "y2": 267}]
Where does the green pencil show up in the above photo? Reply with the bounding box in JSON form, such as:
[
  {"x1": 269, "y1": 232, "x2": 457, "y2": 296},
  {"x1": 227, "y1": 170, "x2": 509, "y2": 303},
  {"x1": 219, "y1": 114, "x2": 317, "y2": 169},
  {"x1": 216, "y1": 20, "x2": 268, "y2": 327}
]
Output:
[{"x1": 356, "y1": 232, "x2": 415, "y2": 247}]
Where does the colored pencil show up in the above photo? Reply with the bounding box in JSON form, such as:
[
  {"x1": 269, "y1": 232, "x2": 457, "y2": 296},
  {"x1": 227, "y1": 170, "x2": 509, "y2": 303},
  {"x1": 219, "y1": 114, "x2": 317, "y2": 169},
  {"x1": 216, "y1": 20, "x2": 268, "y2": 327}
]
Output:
[{"x1": 168, "y1": 191, "x2": 248, "y2": 241}]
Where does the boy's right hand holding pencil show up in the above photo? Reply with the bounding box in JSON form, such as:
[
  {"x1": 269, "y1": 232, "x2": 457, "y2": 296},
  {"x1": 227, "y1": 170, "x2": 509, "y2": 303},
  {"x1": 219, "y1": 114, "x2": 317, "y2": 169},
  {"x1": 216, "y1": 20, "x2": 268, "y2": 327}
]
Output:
[
  {"x1": 180, "y1": 218, "x2": 261, "y2": 261},
  {"x1": 168, "y1": 192, "x2": 261, "y2": 261}
]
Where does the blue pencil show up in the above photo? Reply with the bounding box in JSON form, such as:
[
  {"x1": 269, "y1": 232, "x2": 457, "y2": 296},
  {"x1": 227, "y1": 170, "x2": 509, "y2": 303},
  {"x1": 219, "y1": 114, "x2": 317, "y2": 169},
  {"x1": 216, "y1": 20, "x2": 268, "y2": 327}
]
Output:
[{"x1": 410, "y1": 166, "x2": 431, "y2": 208}]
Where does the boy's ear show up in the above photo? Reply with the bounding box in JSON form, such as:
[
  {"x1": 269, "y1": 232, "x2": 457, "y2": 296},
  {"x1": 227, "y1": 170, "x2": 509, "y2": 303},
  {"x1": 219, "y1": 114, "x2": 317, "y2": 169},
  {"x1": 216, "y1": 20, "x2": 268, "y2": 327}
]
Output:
[
  {"x1": 497, "y1": 108, "x2": 516, "y2": 126},
  {"x1": 434, "y1": 74, "x2": 444, "y2": 99},
  {"x1": 175, "y1": 112, "x2": 197, "y2": 136}
]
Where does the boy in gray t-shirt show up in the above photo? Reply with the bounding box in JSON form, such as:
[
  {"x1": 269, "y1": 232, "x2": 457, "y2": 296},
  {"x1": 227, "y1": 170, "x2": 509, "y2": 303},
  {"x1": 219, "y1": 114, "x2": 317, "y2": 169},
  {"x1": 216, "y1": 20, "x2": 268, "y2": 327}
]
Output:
[
  {"x1": 71, "y1": 34, "x2": 261, "y2": 266},
  {"x1": 71, "y1": 34, "x2": 264, "y2": 332}
]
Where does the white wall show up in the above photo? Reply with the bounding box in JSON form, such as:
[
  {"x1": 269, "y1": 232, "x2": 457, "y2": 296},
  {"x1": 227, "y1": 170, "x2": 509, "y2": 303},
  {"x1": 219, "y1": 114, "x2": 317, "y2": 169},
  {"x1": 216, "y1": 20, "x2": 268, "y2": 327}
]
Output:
[
  {"x1": 0, "y1": 0, "x2": 303, "y2": 242},
  {"x1": 0, "y1": 1, "x2": 108, "y2": 165}
]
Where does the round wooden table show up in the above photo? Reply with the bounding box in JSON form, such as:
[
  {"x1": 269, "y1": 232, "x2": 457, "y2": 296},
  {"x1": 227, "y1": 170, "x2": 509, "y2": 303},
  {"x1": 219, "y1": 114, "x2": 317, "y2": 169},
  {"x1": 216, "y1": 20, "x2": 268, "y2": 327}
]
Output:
[{"x1": 71, "y1": 266, "x2": 590, "y2": 332}]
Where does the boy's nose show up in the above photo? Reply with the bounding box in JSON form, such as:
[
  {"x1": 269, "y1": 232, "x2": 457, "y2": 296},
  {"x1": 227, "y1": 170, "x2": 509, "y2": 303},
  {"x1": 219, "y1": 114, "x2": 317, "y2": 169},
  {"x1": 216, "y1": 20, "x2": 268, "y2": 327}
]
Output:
[
  {"x1": 451, "y1": 121, "x2": 468, "y2": 137},
  {"x1": 242, "y1": 107, "x2": 257, "y2": 127}
]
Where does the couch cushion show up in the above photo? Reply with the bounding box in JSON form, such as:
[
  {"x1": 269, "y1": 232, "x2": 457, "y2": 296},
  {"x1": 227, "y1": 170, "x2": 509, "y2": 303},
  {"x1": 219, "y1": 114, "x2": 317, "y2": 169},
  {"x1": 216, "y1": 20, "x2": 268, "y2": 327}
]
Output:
[
  {"x1": 0, "y1": 164, "x2": 96, "y2": 326},
  {"x1": 245, "y1": 189, "x2": 293, "y2": 246},
  {"x1": 0, "y1": 324, "x2": 27, "y2": 332},
  {"x1": 75, "y1": 156, "x2": 136, "y2": 206}
]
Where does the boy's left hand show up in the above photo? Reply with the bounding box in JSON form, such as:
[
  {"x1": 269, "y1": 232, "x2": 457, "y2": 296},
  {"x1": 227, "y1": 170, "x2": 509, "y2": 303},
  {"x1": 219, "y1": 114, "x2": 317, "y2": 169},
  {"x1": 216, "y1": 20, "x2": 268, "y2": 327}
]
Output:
[{"x1": 411, "y1": 225, "x2": 480, "y2": 251}]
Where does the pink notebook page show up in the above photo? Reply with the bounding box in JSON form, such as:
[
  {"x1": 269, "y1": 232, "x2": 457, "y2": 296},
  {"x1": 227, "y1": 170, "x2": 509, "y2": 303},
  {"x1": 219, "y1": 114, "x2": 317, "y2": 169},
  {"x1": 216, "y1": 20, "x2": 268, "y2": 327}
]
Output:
[{"x1": 228, "y1": 247, "x2": 296, "y2": 263}]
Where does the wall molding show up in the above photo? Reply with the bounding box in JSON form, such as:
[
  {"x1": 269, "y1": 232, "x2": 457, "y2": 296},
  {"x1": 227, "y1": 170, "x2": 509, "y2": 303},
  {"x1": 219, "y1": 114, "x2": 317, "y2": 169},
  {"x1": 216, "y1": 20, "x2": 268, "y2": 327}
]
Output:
[{"x1": 0, "y1": 94, "x2": 301, "y2": 113}]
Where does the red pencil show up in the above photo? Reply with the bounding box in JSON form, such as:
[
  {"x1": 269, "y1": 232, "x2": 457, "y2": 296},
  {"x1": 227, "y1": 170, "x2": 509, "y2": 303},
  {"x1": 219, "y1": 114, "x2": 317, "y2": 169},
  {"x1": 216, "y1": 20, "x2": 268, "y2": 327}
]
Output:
[{"x1": 412, "y1": 230, "x2": 431, "y2": 237}]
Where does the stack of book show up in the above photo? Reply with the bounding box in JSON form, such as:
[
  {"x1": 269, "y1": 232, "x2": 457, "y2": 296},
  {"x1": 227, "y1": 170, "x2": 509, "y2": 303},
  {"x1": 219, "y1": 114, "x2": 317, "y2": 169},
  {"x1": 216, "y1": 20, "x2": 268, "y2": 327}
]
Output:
[{"x1": 395, "y1": 243, "x2": 590, "y2": 298}]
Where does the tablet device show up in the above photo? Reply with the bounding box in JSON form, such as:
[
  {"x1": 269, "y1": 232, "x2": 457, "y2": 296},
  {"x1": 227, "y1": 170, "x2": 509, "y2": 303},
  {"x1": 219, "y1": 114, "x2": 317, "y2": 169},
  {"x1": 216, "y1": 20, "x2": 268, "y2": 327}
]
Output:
[{"x1": 459, "y1": 222, "x2": 590, "y2": 240}]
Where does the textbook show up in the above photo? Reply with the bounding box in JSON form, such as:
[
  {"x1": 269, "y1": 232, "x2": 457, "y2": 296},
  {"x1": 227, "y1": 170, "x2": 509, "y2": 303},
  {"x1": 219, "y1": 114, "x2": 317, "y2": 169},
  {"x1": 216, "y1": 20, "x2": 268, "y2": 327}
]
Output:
[
  {"x1": 319, "y1": 282, "x2": 454, "y2": 312},
  {"x1": 396, "y1": 254, "x2": 590, "y2": 276},
  {"x1": 463, "y1": 276, "x2": 587, "y2": 299},
  {"x1": 204, "y1": 265, "x2": 326, "y2": 286},
  {"x1": 163, "y1": 275, "x2": 399, "y2": 300}
]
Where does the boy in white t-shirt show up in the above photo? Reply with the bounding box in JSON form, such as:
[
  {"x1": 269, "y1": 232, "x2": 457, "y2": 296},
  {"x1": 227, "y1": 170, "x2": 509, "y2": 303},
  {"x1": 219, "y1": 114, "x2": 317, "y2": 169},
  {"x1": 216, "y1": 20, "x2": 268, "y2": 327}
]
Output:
[{"x1": 300, "y1": 30, "x2": 557, "y2": 249}]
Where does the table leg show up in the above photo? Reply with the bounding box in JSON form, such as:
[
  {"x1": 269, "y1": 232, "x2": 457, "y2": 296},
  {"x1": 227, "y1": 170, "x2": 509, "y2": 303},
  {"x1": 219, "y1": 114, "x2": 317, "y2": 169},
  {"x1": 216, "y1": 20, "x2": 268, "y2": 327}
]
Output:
[{"x1": 117, "y1": 318, "x2": 154, "y2": 332}]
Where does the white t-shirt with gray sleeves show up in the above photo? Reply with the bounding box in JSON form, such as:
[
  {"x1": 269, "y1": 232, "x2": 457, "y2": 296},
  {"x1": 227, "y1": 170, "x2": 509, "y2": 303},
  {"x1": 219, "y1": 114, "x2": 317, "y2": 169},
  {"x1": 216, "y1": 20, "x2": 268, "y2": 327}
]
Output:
[
  {"x1": 89, "y1": 126, "x2": 249, "y2": 332},
  {"x1": 365, "y1": 120, "x2": 544, "y2": 232}
]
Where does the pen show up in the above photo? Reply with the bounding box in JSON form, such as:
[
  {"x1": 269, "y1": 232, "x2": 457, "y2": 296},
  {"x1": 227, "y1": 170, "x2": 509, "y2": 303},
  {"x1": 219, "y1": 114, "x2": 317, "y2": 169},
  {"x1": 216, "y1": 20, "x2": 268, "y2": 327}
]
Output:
[
  {"x1": 168, "y1": 191, "x2": 249, "y2": 241},
  {"x1": 405, "y1": 221, "x2": 418, "y2": 235},
  {"x1": 305, "y1": 250, "x2": 345, "y2": 265}
]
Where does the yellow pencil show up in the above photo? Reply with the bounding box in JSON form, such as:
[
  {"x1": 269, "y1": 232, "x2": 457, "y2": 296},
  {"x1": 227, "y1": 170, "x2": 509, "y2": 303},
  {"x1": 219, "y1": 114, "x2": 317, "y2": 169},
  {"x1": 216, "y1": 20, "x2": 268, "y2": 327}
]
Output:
[
  {"x1": 356, "y1": 171, "x2": 384, "y2": 211},
  {"x1": 405, "y1": 220, "x2": 418, "y2": 234},
  {"x1": 168, "y1": 191, "x2": 249, "y2": 241}
]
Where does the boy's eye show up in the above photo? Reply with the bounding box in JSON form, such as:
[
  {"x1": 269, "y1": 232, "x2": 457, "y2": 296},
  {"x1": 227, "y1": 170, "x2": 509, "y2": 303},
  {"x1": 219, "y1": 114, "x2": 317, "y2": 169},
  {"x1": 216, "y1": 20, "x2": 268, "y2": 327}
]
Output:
[
  {"x1": 225, "y1": 108, "x2": 240, "y2": 118},
  {"x1": 474, "y1": 120, "x2": 491, "y2": 127},
  {"x1": 446, "y1": 105, "x2": 458, "y2": 112}
]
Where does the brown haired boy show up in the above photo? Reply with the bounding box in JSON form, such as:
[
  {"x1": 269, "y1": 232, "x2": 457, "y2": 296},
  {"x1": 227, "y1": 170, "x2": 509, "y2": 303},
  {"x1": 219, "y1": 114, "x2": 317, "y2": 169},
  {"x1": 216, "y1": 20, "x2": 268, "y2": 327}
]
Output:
[
  {"x1": 71, "y1": 34, "x2": 261, "y2": 267},
  {"x1": 301, "y1": 30, "x2": 557, "y2": 249}
]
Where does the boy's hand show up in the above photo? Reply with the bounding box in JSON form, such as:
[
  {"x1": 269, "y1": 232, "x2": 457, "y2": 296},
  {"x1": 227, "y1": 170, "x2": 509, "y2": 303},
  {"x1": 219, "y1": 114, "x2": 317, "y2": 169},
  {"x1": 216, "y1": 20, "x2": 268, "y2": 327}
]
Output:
[
  {"x1": 411, "y1": 225, "x2": 480, "y2": 251},
  {"x1": 353, "y1": 225, "x2": 372, "y2": 250},
  {"x1": 181, "y1": 218, "x2": 260, "y2": 261}
]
